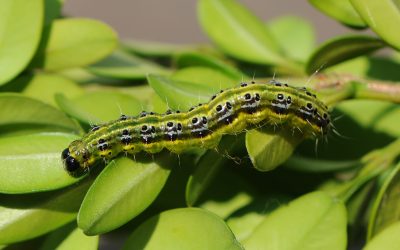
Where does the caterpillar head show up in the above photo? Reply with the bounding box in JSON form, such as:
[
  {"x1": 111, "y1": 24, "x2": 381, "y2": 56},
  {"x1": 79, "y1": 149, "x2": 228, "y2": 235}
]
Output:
[{"x1": 61, "y1": 140, "x2": 92, "y2": 176}]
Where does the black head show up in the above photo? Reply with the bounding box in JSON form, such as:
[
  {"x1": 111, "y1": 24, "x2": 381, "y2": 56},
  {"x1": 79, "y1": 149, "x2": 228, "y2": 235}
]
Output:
[{"x1": 61, "y1": 148, "x2": 81, "y2": 173}]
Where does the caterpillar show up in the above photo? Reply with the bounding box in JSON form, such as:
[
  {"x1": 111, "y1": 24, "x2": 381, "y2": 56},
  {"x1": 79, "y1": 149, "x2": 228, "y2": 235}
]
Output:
[{"x1": 62, "y1": 80, "x2": 331, "y2": 176}]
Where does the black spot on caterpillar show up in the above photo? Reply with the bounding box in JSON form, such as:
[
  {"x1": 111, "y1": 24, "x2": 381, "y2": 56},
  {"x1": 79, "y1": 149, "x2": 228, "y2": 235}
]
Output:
[{"x1": 62, "y1": 80, "x2": 331, "y2": 176}]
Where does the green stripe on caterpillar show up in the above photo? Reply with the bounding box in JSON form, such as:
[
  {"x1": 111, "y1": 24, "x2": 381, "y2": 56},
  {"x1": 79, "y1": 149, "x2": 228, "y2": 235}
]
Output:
[{"x1": 62, "y1": 80, "x2": 331, "y2": 176}]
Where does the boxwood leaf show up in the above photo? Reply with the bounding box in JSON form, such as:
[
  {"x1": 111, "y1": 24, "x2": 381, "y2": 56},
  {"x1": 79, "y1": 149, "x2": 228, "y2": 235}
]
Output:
[
  {"x1": 88, "y1": 49, "x2": 170, "y2": 80},
  {"x1": 0, "y1": 93, "x2": 80, "y2": 134},
  {"x1": 0, "y1": 179, "x2": 91, "y2": 245},
  {"x1": 0, "y1": 0, "x2": 43, "y2": 85},
  {"x1": 186, "y1": 134, "x2": 245, "y2": 206},
  {"x1": 306, "y1": 35, "x2": 385, "y2": 74},
  {"x1": 364, "y1": 221, "x2": 400, "y2": 250},
  {"x1": 309, "y1": 0, "x2": 366, "y2": 28},
  {"x1": 174, "y1": 51, "x2": 244, "y2": 79},
  {"x1": 268, "y1": 16, "x2": 316, "y2": 62},
  {"x1": 122, "y1": 39, "x2": 191, "y2": 57},
  {"x1": 198, "y1": 0, "x2": 284, "y2": 65},
  {"x1": 10, "y1": 73, "x2": 84, "y2": 106},
  {"x1": 0, "y1": 133, "x2": 82, "y2": 193},
  {"x1": 31, "y1": 18, "x2": 117, "y2": 71},
  {"x1": 56, "y1": 91, "x2": 142, "y2": 125},
  {"x1": 40, "y1": 222, "x2": 98, "y2": 250},
  {"x1": 242, "y1": 191, "x2": 347, "y2": 250},
  {"x1": 77, "y1": 155, "x2": 173, "y2": 235},
  {"x1": 147, "y1": 73, "x2": 233, "y2": 110},
  {"x1": 350, "y1": 0, "x2": 400, "y2": 50},
  {"x1": 246, "y1": 128, "x2": 303, "y2": 171},
  {"x1": 122, "y1": 208, "x2": 243, "y2": 250},
  {"x1": 367, "y1": 162, "x2": 400, "y2": 239}
]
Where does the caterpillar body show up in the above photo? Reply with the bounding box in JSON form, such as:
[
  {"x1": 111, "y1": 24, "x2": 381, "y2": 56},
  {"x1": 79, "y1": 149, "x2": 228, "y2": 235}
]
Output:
[{"x1": 62, "y1": 80, "x2": 331, "y2": 176}]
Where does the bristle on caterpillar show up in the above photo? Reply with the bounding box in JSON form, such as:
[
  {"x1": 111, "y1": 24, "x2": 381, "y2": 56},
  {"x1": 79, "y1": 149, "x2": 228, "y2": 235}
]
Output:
[{"x1": 62, "y1": 80, "x2": 331, "y2": 176}]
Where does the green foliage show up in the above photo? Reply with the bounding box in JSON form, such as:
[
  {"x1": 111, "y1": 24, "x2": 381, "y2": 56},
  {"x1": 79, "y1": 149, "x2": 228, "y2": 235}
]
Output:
[{"x1": 0, "y1": 0, "x2": 400, "y2": 249}]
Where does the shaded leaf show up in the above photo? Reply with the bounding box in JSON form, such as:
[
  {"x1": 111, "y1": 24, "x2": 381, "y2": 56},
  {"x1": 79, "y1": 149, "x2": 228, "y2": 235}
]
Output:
[
  {"x1": 0, "y1": 93, "x2": 80, "y2": 134},
  {"x1": 147, "y1": 73, "x2": 233, "y2": 110},
  {"x1": 44, "y1": 0, "x2": 64, "y2": 25},
  {"x1": 0, "y1": 180, "x2": 91, "y2": 245},
  {"x1": 88, "y1": 49, "x2": 170, "y2": 80},
  {"x1": 285, "y1": 155, "x2": 360, "y2": 172},
  {"x1": 122, "y1": 208, "x2": 243, "y2": 250},
  {"x1": 31, "y1": 18, "x2": 117, "y2": 71},
  {"x1": 368, "y1": 162, "x2": 400, "y2": 239},
  {"x1": 174, "y1": 51, "x2": 244, "y2": 79},
  {"x1": 77, "y1": 155, "x2": 173, "y2": 235},
  {"x1": 309, "y1": 0, "x2": 366, "y2": 28},
  {"x1": 243, "y1": 191, "x2": 347, "y2": 250},
  {"x1": 40, "y1": 222, "x2": 98, "y2": 250},
  {"x1": 0, "y1": 133, "x2": 82, "y2": 194},
  {"x1": 122, "y1": 39, "x2": 192, "y2": 57},
  {"x1": 246, "y1": 128, "x2": 303, "y2": 171},
  {"x1": 306, "y1": 35, "x2": 385, "y2": 74},
  {"x1": 0, "y1": 0, "x2": 43, "y2": 85}
]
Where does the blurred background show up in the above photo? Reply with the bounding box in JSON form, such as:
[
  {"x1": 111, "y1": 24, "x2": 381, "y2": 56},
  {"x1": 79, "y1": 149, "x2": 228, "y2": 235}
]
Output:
[{"x1": 63, "y1": 0, "x2": 357, "y2": 44}]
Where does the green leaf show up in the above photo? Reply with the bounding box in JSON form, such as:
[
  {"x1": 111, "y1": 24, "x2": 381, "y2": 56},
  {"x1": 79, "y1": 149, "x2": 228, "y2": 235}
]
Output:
[
  {"x1": 285, "y1": 155, "x2": 360, "y2": 172},
  {"x1": 77, "y1": 155, "x2": 173, "y2": 235},
  {"x1": 40, "y1": 222, "x2": 98, "y2": 250},
  {"x1": 174, "y1": 51, "x2": 244, "y2": 79},
  {"x1": 367, "y1": 162, "x2": 400, "y2": 239},
  {"x1": 0, "y1": 0, "x2": 43, "y2": 85},
  {"x1": 0, "y1": 180, "x2": 91, "y2": 245},
  {"x1": 306, "y1": 35, "x2": 385, "y2": 74},
  {"x1": 122, "y1": 39, "x2": 191, "y2": 57},
  {"x1": 364, "y1": 221, "x2": 400, "y2": 250},
  {"x1": 309, "y1": 0, "x2": 366, "y2": 28},
  {"x1": 31, "y1": 18, "x2": 117, "y2": 71},
  {"x1": 0, "y1": 93, "x2": 80, "y2": 134},
  {"x1": 268, "y1": 16, "x2": 316, "y2": 62},
  {"x1": 10, "y1": 73, "x2": 84, "y2": 106},
  {"x1": 242, "y1": 191, "x2": 347, "y2": 250},
  {"x1": 0, "y1": 133, "x2": 82, "y2": 194},
  {"x1": 186, "y1": 135, "x2": 245, "y2": 206},
  {"x1": 350, "y1": 0, "x2": 400, "y2": 50},
  {"x1": 198, "y1": 0, "x2": 283, "y2": 65},
  {"x1": 147, "y1": 73, "x2": 233, "y2": 111},
  {"x1": 246, "y1": 128, "x2": 303, "y2": 171},
  {"x1": 87, "y1": 49, "x2": 170, "y2": 80},
  {"x1": 122, "y1": 208, "x2": 243, "y2": 250},
  {"x1": 56, "y1": 91, "x2": 142, "y2": 125}
]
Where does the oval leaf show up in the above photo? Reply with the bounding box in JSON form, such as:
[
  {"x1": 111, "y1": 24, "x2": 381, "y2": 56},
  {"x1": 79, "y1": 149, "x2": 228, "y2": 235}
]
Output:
[
  {"x1": 0, "y1": 133, "x2": 82, "y2": 193},
  {"x1": 15, "y1": 73, "x2": 84, "y2": 106},
  {"x1": 40, "y1": 223, "x2": 98, "y2": 250},
  {"x1": 309, "y1": 0, "x2": 366, "y2": 28},
  {"x1": 364, "y1": 221, "x2": 400, "y2": 250},
  {"x1": 198, "y1": 0, "x2": 283, "y2": 65},
  {"x1": 246, "y1": 128, "x2": 303, "y2": 171},
  {"x1": 306, "y1": 35, "x2": 385, "y2": 74},
  {"x1": 268, "y1": 16, "x2": 316, "y2": 62},
  {"x1": 88, "y1": 49, "x2": 170, "y2": 80},
  {"x1": 147, "y1": 73, "x2": 233, "y2": 110},
  {"x1": 56, "y1": 91, "x2": 142, "y2": 125},
  {"x1": 0, "y1": 93, "x2": 80, "y2": 134},
  {"x1": 122, "y1": 39, "x2": 191, "y2": 58},
  {"x1": 77, "y1": 156, "x2": 173, "y2": 235},
  {"x1": 350, "y1": 0, "x2": 400, "y2": 50},
  {"x1": 0, "y1": 0, "x2": 43, "y2": 85},
  {"x1": 0, "y1": 180, "x2": 91, "y2": 245},
  {"x1": 367, "y1": 162, "x2": 400, "y2": 239},
  {"x1": 243, "y1": 191, "x2": 347, "y2": 250},
  {"x1": 31, "y1": 18, "x2": 117, "y2": 71},
  {"x1": 122, "y1": 208, "x2": 243, "y2": 250},
  {"x1": 174, "y1": 51, "x2": 244, "y2": 79}
]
